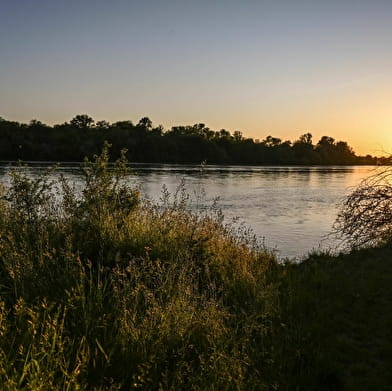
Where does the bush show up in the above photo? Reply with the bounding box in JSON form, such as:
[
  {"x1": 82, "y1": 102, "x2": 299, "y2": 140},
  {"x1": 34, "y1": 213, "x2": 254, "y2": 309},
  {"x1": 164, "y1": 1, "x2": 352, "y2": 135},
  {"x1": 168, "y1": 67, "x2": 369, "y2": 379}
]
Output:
[
  {"x1": 334, "y1": 167, "x2": 392, "y2": 248},
  {"x1": 0, "y1": 144, "x2": 279, "y2": 390}
]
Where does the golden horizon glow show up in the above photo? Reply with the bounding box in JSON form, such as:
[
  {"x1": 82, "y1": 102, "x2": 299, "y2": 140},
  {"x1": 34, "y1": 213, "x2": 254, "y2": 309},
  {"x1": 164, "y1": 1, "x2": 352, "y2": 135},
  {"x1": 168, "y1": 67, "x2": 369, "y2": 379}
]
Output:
[{"x1": 1, "y1": 1, "x2": 391, "y2": 158}]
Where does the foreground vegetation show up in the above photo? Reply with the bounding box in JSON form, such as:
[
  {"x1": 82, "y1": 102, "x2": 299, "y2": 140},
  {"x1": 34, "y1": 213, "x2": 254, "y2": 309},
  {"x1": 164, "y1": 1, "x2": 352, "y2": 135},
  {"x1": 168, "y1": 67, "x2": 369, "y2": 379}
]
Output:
[
  {"x1": 279, "y1": 246, "x2": 392, "y2": 390},
  {"x1": 0, "y1": 147, "x2": 390, "y2": 390},
  {"x1": 1, "y1": 115, "x2": 390, "y2": 165}
]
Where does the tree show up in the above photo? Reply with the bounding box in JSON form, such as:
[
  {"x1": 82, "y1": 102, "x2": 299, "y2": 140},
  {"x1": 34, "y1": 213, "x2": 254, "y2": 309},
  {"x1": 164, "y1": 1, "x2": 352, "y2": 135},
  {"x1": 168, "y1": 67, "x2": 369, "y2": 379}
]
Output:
[
  {"x1": 151, "y1": 124, "x2": 164, "y2": 136},
  {"x1": 198, "y1": 125, "x2": 214, "y2": 140},
  {"x1": 233, "y1": 130, "x2": 243, "y2": 141},
  {"x1": 335, "y1": 141, "x2": 355, "y2": 163},
  {"x1": 298, "y1": 133, "x2": 313, "y2": 145},
  {"x1": 334, "y1": 168, "x2": 392, "y2": 248},
  {"x1": 293, "y1": 133, "x2": 316, "y2": 164},
  {"x1": 95, "y1": 120, "x2": 110, "y2": 130},
  {"x1": 263, "y1": 135, "x2": 281, "y2": 147},
  {"x1": 316, "y1": 136, "x2": 336, "y2": 163},
  {"x1": 113, "y1": 120, "x2": 133, "y2": 130},
  {"x1": 317, "y1": 136, "x2": 335, "y2": 146},
  {"x1": 217, "y1": 129, "x2": 231, "y2": 140},
  {"x1": 70, "y1": 114, "x2": 95, "y2": 129},
  {"x1": 29, "y1": 119, "x2": 45, "y2": 127},
  {"x1": 137, "y1": 117, "x2": 153, "y2": 130}
]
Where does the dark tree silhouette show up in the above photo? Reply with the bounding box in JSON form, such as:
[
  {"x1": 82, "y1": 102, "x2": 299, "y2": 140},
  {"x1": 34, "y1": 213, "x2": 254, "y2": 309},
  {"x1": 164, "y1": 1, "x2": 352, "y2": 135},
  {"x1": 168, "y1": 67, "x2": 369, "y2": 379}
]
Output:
[
  {"x1": 0, "y1": 115, "x2": 387, "y2": 165},
  {"x1": 70, "y1": 114, "x2": 95, "y2": 129},
  {"x1": 334, "y1": 168, "x2": 392, "y2": 248},
  {"x1": 137, "y1": 117, "x2": 153, "y2": 130},
  {"x1": 298, "y1": 133, "x2": 313, "y2": 145}
]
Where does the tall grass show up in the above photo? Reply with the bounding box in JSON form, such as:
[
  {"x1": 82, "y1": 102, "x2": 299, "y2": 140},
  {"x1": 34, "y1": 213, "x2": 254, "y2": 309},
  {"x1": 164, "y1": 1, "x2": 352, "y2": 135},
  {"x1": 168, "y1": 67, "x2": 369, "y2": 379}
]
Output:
[
  {"x1": 2, "y1": 145, "x2": 390, "y2": 390},
  {"x1": 0, "y1": 145, "x2": 280, "y2": 390}
]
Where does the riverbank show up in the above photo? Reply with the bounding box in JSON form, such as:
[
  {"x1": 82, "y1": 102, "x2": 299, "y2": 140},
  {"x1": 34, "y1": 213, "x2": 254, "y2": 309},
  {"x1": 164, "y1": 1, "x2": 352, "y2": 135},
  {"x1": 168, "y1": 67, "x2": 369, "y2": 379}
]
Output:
[
  {"x1": 1, "y1": 115, "x2": 389, "y2": 165},
  {"x1": 277, "y1": 244, "x2": 392, "y2": 390},
  {"x1": 0, "y1": 149, "x2": 390, "y2": 390},
  {"x1": 1, "y1": 163, "x2": 381, "y2": 259}
]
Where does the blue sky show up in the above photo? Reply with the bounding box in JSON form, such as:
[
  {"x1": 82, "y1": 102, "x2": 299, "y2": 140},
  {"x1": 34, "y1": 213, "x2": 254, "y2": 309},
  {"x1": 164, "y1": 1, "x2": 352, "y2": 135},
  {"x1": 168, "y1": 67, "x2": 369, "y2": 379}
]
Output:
[{"x1": 1, "y1": 0, "x2": 391, "y2": 154}]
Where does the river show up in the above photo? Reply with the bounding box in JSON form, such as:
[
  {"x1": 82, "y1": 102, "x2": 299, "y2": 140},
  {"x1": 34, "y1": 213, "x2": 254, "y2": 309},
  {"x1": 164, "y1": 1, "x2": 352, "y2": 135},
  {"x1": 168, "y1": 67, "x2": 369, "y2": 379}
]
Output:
[{"x1": 0, "y1": 163, "x2": 380, "y2": 259}]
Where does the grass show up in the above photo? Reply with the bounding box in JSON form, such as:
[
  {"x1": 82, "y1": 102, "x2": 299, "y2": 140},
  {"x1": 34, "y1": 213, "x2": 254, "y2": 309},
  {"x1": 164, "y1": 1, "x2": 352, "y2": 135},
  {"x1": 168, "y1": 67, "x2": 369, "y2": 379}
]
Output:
[
  {"x1": 277, "y1": 246, "x2": 392, "y2": 391},
  {"x1": 0, "y1": 145, "x2": 391, "y2": 390}
]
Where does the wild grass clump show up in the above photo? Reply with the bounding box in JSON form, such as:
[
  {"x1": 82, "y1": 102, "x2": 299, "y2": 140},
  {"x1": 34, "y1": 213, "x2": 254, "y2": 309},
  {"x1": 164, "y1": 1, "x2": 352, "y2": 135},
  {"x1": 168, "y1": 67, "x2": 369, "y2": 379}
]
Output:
[{"x1": 0, "y1": 144, "x2": 279, "y2": 390}]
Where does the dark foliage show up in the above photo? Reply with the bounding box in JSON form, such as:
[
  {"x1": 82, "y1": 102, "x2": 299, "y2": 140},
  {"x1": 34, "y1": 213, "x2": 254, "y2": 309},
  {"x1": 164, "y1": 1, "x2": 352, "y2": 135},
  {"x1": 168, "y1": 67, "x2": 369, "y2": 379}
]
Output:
[
  {"x1": 334, "y1": 167, "x2": 392, "y2": 248},
  {"x1": 0, "y1": 115, "x2": 388, "y2": 165}
]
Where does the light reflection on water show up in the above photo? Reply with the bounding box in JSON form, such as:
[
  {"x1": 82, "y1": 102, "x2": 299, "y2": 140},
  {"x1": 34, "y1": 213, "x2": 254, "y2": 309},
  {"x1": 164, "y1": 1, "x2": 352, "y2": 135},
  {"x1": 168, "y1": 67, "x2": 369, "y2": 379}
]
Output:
[{"x1": 0, "y1": 164, "x2": 381, "y2": 259}]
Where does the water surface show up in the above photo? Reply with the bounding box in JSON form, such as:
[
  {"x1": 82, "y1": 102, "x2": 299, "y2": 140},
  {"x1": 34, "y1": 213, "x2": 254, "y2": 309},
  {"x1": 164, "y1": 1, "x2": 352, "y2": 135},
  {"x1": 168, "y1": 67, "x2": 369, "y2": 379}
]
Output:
[{"x1": 0, "y1": 164, "x2": 379, "y2": 259}]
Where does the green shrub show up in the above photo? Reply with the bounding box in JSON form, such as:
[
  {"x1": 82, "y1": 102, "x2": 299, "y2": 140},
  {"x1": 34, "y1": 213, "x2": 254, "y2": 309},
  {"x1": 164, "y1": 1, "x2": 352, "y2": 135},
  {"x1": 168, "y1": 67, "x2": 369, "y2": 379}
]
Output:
[{"x1": 0, "y1": 145, "x2": 279, "y2": 390}]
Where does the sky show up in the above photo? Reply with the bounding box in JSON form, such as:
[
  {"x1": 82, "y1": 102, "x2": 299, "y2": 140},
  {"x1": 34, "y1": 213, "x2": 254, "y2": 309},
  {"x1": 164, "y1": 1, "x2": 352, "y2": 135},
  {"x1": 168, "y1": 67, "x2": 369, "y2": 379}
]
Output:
[{"x1": 1, "y1": 0, "x2": 391, "y2": 155}]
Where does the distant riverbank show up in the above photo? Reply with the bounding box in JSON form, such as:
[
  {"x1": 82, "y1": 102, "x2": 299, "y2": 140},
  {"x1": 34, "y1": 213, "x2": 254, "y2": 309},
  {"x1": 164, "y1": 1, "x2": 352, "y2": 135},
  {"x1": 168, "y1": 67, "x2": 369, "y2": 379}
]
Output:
[{"x1": 1, "y1": 115, "x2": 390, "y2": 165}]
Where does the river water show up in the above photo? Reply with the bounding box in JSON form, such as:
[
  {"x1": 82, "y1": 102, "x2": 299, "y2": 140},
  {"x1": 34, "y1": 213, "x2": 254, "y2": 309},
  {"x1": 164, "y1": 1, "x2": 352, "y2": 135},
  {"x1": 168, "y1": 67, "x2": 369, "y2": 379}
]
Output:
[{"x1": 0, "y1": 164, "x2": 380, "y2": 259}]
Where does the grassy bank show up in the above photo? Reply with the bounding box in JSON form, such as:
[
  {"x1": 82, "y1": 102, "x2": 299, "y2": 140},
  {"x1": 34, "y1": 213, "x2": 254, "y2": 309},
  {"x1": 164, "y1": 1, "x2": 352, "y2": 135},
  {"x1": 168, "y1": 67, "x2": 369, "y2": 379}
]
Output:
[
  {"x1": 0, "y1": 148, "x2": 390, "y2": 390},
  {"x1": 278, "y1": 246, "x2": 392, "y2": 390}
]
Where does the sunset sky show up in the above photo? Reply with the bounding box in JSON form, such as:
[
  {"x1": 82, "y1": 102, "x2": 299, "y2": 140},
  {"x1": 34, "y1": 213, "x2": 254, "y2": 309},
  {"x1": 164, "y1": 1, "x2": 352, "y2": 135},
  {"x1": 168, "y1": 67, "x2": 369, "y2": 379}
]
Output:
[{"x1": 1, "y1": 0, "x2": 391, "y2": 155}]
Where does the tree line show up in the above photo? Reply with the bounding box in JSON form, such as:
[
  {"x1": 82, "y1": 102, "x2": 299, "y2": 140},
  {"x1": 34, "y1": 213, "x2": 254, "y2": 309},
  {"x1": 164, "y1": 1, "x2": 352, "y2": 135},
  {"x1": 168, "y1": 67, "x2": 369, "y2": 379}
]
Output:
[{"x1": 0, "y1": 114, "x2": 389, "y2": 165}]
